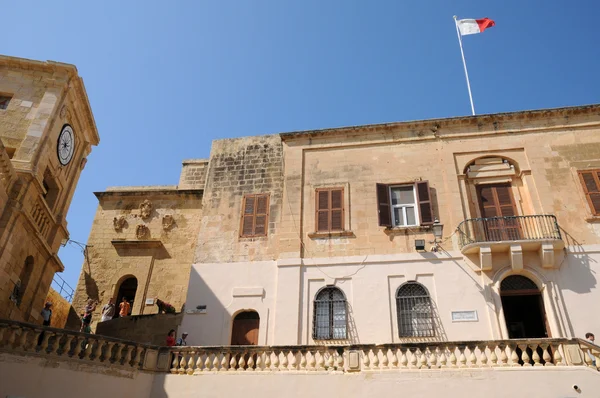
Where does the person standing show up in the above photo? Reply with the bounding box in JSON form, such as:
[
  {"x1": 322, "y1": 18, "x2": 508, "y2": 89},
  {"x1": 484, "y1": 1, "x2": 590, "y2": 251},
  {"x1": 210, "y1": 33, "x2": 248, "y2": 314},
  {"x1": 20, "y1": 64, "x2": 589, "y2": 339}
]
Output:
[
  {"x1": 80, "y1": 299, "x2": 97, "y2": 332},
  {"x1": 41, "y1": 302, "x2": 53, "y2": 326},
  {"x1": 119, "y1": 296, "x2": 131, "y2": 318},
  {"x1": 166, "y1": 329, "x2": 176, "y2": 347},
  {"x1": 100, "y1": 298, "x2": 116, "y2": 322},
  {"x1": 176, "y1": 332, "x2": 188, "y2": 346},
  {"x1": 586, "y1": 332, "x2": 596, "y2": 366}
]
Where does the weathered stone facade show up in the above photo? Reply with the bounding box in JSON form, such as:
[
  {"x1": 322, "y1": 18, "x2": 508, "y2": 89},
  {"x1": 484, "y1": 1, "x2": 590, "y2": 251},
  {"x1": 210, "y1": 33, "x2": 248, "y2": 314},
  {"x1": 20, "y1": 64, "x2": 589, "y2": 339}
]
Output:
[
  {"x1": 70, "y1": 183, "x2": 204, "y2": 330},
  {"x1": 0, "y1": 56, "x2": 99, "y2": 323}
]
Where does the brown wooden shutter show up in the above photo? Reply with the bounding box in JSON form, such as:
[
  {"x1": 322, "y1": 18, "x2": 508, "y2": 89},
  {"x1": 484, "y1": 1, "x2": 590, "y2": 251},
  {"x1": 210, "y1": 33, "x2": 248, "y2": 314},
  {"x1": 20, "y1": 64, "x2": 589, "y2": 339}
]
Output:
[
  {"x1": 578, "y1": 170, "x2": 600, "y2": 215},
  {"x1": 316, "y1": 190, "x2": 330, "y2": 232},
  {"x1": 330, "y1": 189, "x2": 344, "y2": 231},
  {"x1": 416, "y1": 181, "x2": 434, "y2": 226},
  {"x1": 376, "y1": 183, "x2": 391, "y2": 227},
  {"x1": 240, "y1": 194, "x2": 270, "y2": 237}
]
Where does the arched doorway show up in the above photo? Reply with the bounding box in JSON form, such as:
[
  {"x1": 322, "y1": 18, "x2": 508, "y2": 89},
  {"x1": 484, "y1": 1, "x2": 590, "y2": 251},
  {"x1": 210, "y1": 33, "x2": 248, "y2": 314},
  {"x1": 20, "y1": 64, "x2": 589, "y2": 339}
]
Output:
[
  {"x1": 115, "y1": 277, "x2": 137, "y2": 318},
  {"x1": 500, "y1": 275, "x2": 548, "y2": 338},
  {"x1": 231, "y1": 311, "x2": 259, "y2": 345}
]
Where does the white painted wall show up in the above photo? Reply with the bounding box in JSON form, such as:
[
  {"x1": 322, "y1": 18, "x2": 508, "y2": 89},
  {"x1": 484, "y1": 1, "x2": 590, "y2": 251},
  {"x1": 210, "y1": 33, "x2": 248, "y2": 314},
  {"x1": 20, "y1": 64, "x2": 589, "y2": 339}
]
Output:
[{"x1": 180, "y1": 247, "x2": 600, "y2": 346}]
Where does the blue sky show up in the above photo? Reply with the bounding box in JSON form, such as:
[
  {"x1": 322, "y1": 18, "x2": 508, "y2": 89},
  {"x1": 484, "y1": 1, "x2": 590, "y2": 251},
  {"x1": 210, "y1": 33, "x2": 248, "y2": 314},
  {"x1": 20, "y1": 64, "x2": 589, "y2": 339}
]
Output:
[{"x1": 4, "y1": 1, "x2": 599, "y2": 289}]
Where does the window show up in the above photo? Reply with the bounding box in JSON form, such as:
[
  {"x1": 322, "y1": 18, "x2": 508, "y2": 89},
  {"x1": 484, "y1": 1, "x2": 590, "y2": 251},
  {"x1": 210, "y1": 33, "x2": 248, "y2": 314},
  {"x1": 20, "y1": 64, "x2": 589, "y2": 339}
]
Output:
[
  {"x1": 376, "y1": 181, "x2": 433, "y2": 227},
  {"x1": 313, "y1": 287, "x2": 347, "y2": 340},
  {"x1": 0, "y1": 95, "x2": 11, "y2": 110},
  {"x1": 315, "y1": 188, "x2": 344, "y2": 232},
  {"x1": 396, "y1": 282, "x2": 435, "y2": 338},
  {"x1": 578, "y1": 169, "x2": 600, "y2": 215},
  {"x1": 42, "y1": 167, "x2": 59, "y2": 210},
  {"x1": 240, "y1": 194, "x2": 270, "y2": 237}
]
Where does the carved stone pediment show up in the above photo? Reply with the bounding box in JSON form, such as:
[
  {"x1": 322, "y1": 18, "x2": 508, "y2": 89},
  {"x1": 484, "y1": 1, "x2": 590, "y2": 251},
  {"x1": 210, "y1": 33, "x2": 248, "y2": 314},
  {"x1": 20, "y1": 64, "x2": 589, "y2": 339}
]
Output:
[{"x1": 140, "y1": 200, "x2": 152, "y2": 219}]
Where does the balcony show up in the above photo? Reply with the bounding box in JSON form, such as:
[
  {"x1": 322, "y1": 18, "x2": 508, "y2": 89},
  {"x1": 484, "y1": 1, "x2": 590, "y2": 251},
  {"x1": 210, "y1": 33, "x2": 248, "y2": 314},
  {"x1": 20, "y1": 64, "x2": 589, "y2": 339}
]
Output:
[{"x1": 457, "y1": 215, "x2": 564, "y2": 271}]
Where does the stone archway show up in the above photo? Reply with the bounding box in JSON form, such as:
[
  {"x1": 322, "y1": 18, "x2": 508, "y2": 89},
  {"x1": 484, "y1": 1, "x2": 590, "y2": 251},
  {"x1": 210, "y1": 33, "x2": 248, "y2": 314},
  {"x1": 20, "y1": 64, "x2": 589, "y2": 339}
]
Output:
[
  {"x1": 115, "y1": 276, "x2": 137, "y2": 318},
  {"x1": 500, "y1": 275, "x2": 548, "y2": 338}
]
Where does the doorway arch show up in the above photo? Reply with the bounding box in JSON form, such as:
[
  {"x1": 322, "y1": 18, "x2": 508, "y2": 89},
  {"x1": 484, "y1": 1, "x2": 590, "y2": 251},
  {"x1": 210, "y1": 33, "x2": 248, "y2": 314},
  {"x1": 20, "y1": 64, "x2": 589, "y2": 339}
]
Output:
[
  {"x1": 230, "y1": 310, "x2": 260, "y2": 345},
  {"x1": 500, "y1": 275, "x2": 548, "y2": 338},
  {"x1": 115, "y1": 276, "x2": 137, "y2": 318}
]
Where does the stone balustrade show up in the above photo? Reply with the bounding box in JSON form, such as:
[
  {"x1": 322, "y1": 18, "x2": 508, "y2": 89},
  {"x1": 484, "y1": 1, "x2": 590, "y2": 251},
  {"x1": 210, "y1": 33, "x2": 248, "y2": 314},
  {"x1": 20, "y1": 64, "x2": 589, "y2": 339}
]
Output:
[
  {"x1": 2, "y1": 319, "x2": 598, "y2": 375},
  {"x1": 0, "y1": 319, "x2": 153, "y2": 370}
]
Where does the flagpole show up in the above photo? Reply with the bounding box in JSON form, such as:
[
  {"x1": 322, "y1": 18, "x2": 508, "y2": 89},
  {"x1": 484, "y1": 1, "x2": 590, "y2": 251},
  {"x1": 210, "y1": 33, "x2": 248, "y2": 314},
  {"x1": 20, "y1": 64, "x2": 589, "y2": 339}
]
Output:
[{"x1": 453, "y1": 15, "x2": 475, "y2": 115}]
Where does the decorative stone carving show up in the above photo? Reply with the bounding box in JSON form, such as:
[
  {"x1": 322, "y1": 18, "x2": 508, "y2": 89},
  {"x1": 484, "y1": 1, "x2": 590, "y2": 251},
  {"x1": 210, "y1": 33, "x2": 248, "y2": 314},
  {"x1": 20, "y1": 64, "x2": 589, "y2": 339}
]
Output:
[
  {"x1": 140, "y1": 200, "x2": 152, "y2": 219},
  {"x1": 80, "y1": 157, "x2": 88, "y2": 170},
  {"x1": 136, "y1": 224, "x2": 149, "y2": 239},
  {"x1": 162, "y1": 214, "x2": 174, "y2": 230},
  {"x1": 60, "y1": 105, "x2": 68, "y2": 119},
  {"x1": 113, "y1": 216, "x2": 126, "y2": 231}
]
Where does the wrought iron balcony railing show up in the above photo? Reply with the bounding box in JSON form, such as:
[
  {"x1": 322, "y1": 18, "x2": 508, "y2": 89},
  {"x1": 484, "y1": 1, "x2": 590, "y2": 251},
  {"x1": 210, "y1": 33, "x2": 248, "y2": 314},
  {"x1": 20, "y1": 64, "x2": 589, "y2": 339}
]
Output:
[{"x1": 457, "y1": 215, "x2": 561, "y2": 248}]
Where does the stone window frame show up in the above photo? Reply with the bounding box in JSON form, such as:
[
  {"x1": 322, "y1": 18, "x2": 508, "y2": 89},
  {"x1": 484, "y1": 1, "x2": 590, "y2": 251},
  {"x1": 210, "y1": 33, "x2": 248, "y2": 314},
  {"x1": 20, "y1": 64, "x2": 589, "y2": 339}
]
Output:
[{"x1": 239, "y1": 193, "x2": 270, "y2": 238}]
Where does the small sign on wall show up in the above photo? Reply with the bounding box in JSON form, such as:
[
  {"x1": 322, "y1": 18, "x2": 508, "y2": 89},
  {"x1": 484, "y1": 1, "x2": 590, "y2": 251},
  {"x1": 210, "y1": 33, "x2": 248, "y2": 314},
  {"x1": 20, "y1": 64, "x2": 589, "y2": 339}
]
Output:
[
  {"x1": 145, "y1": 298, "x2": 155, "y2": 306},
  {"x1": 451, "y1": 310, "x2": 478, "y2": 322}
]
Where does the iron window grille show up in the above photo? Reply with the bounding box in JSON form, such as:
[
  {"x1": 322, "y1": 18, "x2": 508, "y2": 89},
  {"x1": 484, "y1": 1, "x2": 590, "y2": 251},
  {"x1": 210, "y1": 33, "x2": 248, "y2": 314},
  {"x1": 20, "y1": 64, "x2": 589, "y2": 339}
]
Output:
[
  {"x1": 396, "y1": 282, "x2": 435, "y2": 338},
  {"x1": 501, "y1": 275, "x2": 538, "y2": 292},
  {"x1": 313, "y1": 287, "x2": 347, "y2": 340}
]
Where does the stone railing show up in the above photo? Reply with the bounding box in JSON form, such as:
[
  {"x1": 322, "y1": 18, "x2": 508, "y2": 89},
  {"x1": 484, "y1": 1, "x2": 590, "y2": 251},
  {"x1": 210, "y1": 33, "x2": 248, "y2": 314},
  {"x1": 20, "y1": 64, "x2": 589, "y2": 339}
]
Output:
[
  {"x1": 0, "y1": 319, "x2": 156, "y2": 371},
  {"x1": 164, "y1": 339, "x2": 598, "y2": 374},
  {"x1": 2, "y1": 318, "x2": 598, "y2": 375}
]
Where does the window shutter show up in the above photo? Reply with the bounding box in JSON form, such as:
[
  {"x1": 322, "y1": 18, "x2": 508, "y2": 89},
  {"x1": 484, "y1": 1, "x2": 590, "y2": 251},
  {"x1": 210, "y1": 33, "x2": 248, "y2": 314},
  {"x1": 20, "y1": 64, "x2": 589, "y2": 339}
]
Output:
[
  {"x1": 579, "y1": 170, "x2": 600, "y2": 215},
  {"x1": 254, "y1": 195, "x2": 269, "y2": 236},
  {"x1": 316, "y1": 190, "x2": 330, "y2": 231},
  {"x1": 416, "y1": 181, "x2": 434, "y2": 226},
  {"x1": 241, "y1": 196, "x2": 256, "y2": 236},
  {"x1": 495, "y1": 185, "x2": 517, "y2": 217},
  {"x1": 376, "y1": 184, "x2": 391, "y2": 227},
  {"x1": 330, "y1": 189, "x2": 344, "y2": 231}
]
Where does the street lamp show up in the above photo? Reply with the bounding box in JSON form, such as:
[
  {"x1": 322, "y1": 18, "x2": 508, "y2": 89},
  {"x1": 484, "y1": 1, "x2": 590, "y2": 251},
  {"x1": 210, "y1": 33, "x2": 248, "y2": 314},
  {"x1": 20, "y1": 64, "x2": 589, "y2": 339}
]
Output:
[{"x1": 431, "y1": 219, "x2": 444, "y2": 251}]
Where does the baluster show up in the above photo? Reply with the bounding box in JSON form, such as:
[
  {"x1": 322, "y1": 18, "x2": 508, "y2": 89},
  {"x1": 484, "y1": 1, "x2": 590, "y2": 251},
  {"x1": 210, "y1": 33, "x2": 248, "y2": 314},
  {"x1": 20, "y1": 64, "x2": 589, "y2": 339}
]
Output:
[
  {"x1": 429, "y1": 348, "x2": 438, "y2": 369},
  {"x1": 31, "y1": 330, "x2": 43, "y2": 350},
  {"x1": 391, "y1": 348, "x2": 399, "y2": 368},
  {"x1": 72, "y1": 336, "x2": 84, "y2": 358},
  {"x1": 541, "y1": 344, "x2": 553, "y2": 366},
  {"x1": 204, "y1": 353, "x2": 212, "y2": 371},
  {"x1": 0, "y1": 325, "x2": 8, "y2": 345},
  {"x1": 187, "y1": 351, "x2": 195, "y2": 375},
  {"x1": 178, "y1": 352, "x2": 187, "y2": 374},
  {"x1": 299, "y1": 351, "x2": 307, "y2": 371},
  {"x1": 372, "y1": 349, "x2": 380, "y2": 370},
  {"x1": 265, "y1": 351, "x2": 273, "y2": 371},
  {"x1": 229, "y1": 352, "x2": 237, "y2": 371},
  {"x1": 281, "y1": 350, "x2": 289, "y2": 371},
  {"x1": 439, "y1": 347, "x2": 447, "y2": 368},
  {"x1": 194, "y1": 351, "x2": 204, "y2": 375},
  {"x1": 499, "y1": 344, "x2": 508, "y2": 366},
  {"x1": 489, "y1": 345, "x2": 498, "y2": 367},
  {"x1": 317, "y1": 351, "x2": 325, "y2": 370},
  {"x1": 336, "y1": 350, "x2": 344, "y2": 370},
  {"x1": 290, "y1": 350, "x2": 297, "y2": 370},
  {"x1": 478, "y1": 345, "x2": 488, "y2": 367},
  {"x1": 49, "y1": 332, "x2": 61, "y2": 355},
  {"x1": 170, "y1": 351, "x2": 179, "y2": 373},
  {"x1": 449, "y1": 347, "x2": 458, "y2": 368},
  {"x1": 18, "y1": 329, "x2": 30, "y2": 351},
  {"x1": 419, "y1": 350, "x2": 427, "y2": 369},
  {"x1": 326, "y1": 350, "x2": 334, "y2": 370},
  {"x1": 308, "y1": 351, "x2": 316, "y2": 371},
  {"x1": 400, "y1": 348, "x2": 408, "y2": 369},
  {"x1": 409, "y1": 349, "x2": 418, "y2": 369},
  {"x1": 7, "y1": 326, "x2": 18, "y2": 347},
  {"x1": 212, "y1": 352, "x2": 220, "y2": 371},
  {"x1": 552, "y1": 344, "x2": 565, "y2": 366},
  {"x1": 468, "y1": 345, "x2": 477, "y2": 367},
  {"x1": 381, "y1": 349, "x2": 389, "y2": 369},
  {"x1": 458, "y1": 346, "x2": 467, "y2": 368},
  {"x1": 113, "y1": 343, "x2": 124, "y2": 363},
  {"x1": 104, "y1": 342, "x2": 116, "y2": 362},
  {"x1": 237, "y1": 352, "x2": 246, "y2": 371},
  {"x1": 40, "y1": 332, "x2": 53, "y2": 354},
  {"x1": 247, "y1": 352, "x2": 255, "y2": 371},
  {"x1": 508, "y1": 345, "x2": 520, "y2": 367},
  {"x1": 531, "y1": 344, "x2": 542, "y2": 367},
  {"x1": 220, "y1": 353, "x2": 229, "y2": 372},
  {"x1": 133, "y1": 347, "x2": 143, "y2": 367},
  {"x1": 63, "y1": 334, "x2": 76, "y2": 356},
  {"x1": 272, "y1": 350, "x2": 280, "y2": 371},
  {"x1": 583, "y1": 349, "x2": 594, "y2": 367},
  {"x1": 519, "y1": 344, "x2": 531, "y2": 366},
  {"x1": 92, "y1": 339, "x2": 103, "y2": 361},
  {"x1": 362, "y1": 350, "x2": 370, "y2": 370},
  {"x1": 255, "y1": 352, "x2": 263, "y2": 371}
]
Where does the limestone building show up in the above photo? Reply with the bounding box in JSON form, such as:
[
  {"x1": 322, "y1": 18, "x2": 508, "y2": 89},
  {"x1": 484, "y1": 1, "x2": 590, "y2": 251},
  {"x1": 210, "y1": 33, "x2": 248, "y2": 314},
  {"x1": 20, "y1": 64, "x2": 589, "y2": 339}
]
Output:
[{"x1": 0, "y1": 55, "x2": 99, "y2": 322}]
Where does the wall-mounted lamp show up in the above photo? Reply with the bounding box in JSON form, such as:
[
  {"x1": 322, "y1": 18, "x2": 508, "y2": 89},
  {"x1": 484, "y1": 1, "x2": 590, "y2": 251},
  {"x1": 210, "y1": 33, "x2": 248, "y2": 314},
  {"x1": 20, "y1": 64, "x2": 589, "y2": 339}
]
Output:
[{"x1": 430, "y1": 219, "x2": 444, "y2": 252}]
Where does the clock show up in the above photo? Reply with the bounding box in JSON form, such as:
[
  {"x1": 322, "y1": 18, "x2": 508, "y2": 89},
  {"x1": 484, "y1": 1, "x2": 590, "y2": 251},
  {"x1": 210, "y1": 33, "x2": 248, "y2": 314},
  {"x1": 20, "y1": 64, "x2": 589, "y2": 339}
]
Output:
[{"x1": 57, "y1": 125, "x2": 75, "y2": 166}]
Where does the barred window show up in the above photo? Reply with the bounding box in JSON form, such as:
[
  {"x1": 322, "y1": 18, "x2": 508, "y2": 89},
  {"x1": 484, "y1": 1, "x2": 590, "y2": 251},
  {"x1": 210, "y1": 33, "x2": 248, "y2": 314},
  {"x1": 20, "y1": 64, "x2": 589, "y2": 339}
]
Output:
[
  {"x1": 396, "y1": 282, "x2": 435, "y2": 338},
  {"x1": 313, "y1": 287, "x2": 347, "y2": 340}
]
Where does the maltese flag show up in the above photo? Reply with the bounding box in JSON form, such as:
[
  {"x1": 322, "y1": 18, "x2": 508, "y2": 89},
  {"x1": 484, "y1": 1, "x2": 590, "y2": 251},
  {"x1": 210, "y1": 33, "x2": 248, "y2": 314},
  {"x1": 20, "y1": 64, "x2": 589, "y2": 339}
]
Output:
[{"x1": 457, "y1": 18, "x2": 495, "y2": 36}]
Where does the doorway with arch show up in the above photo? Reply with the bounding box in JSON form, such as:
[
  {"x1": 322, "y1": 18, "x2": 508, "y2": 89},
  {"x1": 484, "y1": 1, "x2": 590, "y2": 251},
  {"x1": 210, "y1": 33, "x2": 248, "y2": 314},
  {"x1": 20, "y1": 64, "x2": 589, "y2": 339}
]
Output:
[
  {"x1": 115, "y1": 276, "x2": 137, "y2": 318},
  {"x1": 500, "y1": 275, "x2": 548, "y2": 338}
]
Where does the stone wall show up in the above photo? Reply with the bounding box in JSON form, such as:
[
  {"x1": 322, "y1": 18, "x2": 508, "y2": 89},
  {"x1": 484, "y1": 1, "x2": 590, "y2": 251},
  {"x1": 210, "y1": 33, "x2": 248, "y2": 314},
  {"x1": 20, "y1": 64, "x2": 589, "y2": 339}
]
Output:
[
  {"x1": 96, "y1": 312, "x2": 183, "y2": 345},
  {"x1": 178, "y1": 159, "x2": 209, "y2": 189},
  {"x1": 195, "y1": 134, "x2": 284, "y2": 263},
  {"x1": 44, "y1": 287, "x2": 77, "y2": 329},
  {"x1": 71, "y1": 187, "x2": 203, "y2": 331}
]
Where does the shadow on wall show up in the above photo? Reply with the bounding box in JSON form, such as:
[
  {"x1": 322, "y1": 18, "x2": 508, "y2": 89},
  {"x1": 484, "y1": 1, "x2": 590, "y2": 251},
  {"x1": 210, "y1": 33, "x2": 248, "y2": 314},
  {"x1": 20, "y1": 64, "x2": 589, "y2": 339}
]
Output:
[{"x1": 559, "y1": 227, "x2": 598, "y2": 294}]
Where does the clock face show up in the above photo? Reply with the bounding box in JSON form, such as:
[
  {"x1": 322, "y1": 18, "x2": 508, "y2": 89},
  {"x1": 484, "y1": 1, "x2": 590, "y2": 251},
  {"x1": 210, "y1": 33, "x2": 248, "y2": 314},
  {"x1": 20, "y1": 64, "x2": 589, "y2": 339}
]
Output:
[{"x1": 57, "y1": 125, "x2": 75, "y2": 166}]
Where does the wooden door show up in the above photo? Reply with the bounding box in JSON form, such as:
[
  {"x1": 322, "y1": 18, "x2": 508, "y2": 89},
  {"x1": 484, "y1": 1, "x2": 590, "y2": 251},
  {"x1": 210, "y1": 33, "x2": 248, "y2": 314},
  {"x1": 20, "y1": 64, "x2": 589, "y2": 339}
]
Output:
[
  {"x1": 231, "y1": 312, "x2": 259, "y2": 345},
  {"x1": 478, "y1": 184, "x2": 521, "y2": 241}
]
